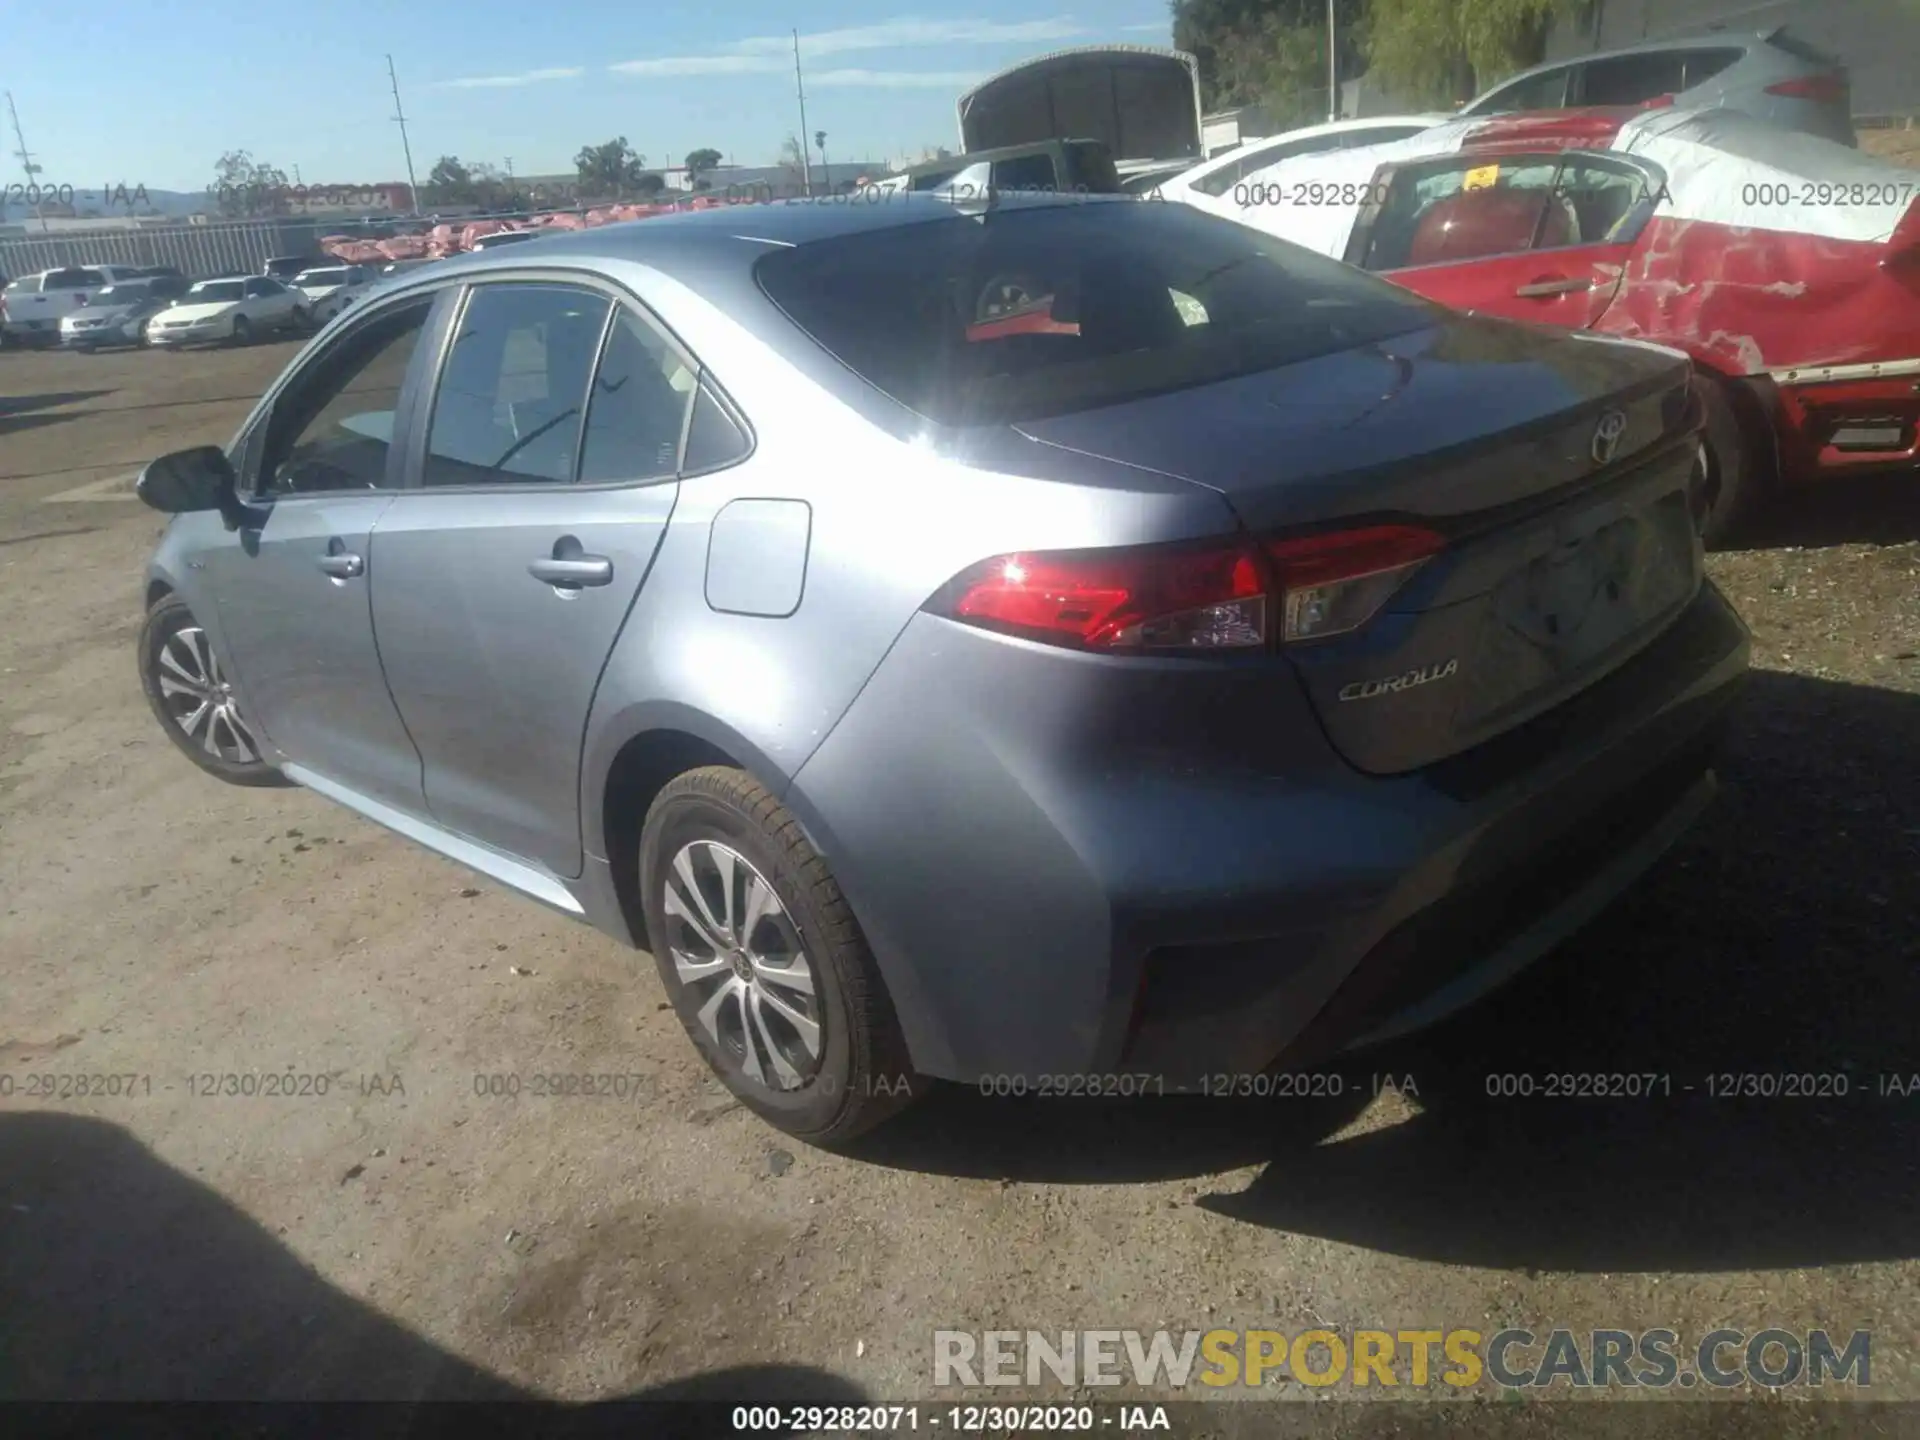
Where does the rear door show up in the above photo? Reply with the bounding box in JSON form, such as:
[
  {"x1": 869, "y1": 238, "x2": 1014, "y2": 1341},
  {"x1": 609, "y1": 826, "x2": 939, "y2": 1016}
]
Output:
[
  {"x1": 367, "y1": 276, "x2": 694, "y2": 876},
  {"x1": 1346, "y1": 151, "x2": 1663, "y2": 330}
]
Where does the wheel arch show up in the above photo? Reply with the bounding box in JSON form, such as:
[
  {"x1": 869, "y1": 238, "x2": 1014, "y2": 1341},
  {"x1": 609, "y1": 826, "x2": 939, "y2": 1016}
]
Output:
[{"x1": 587, "y1": 704, "x2": 803, "y2": 950}]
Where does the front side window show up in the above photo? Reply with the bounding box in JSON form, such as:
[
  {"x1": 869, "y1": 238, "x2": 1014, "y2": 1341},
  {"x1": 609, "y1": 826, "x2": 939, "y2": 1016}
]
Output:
[
  {"x1": 757, "y1": 200, "x2": 1434, "y2": 427},
  {"x1": 260, "y1": 297, "x2": 432, "y2": 495},
  {"x1": 422, "y1": 284, "x2": 611, "y2": 486}
]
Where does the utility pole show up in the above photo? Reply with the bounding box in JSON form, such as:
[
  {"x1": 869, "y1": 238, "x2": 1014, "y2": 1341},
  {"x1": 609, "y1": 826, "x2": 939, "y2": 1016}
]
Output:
[
  {"x1": 792, "y1": 30, "x2": 814, "y2": 197},
  {"x1": 4, "y1": 90, "x2": 48, "y2": 233},
  {"x1": 1326, "y1": 0, "x2": 1339, "y2": 122},
  {"x1": 386, "y1": 54, "x2": 421, "y2": 215}
]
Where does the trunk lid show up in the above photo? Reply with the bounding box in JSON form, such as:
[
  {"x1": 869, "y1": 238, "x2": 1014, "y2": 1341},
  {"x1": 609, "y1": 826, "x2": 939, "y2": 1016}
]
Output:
[{"x1": 1017, "y1": 317, "x2": 1706, "y2": 773}]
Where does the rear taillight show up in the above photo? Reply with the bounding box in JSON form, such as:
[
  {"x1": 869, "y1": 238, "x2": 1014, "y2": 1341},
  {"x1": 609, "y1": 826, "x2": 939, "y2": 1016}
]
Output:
[
  {"x1": 937, "y1": 540, "x2": 1268, "y2": 652},
  {"x1": 1766, "y1": 74, "x2": 1848, "y2": 102},
  {"x1": 1264, "y1": 524, "x2": 1446, "y2": 642},
  {"x1": 932, "y1": 524, "x2": 1445, "y2": 654}
]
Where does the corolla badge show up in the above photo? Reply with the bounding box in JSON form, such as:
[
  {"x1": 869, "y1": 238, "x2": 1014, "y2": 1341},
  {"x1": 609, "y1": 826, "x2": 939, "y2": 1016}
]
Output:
[
  {"x1": 1592, "y1": 409, "x2": 1629, "y2": 465},
  {"x1": 1338, "y1": 658, "x2": 1459, "y2": 702}
]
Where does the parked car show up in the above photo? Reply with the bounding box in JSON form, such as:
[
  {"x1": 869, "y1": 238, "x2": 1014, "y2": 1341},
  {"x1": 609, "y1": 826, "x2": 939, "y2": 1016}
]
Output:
[
  {"x1": 467, "y1": 229, "x2": 543, "y2": 251},
  {"x1": 291, "y1": 263, "x2": 378, "y2": 323},
  {"x1": 1459, "y1": 28, "x2": 1855, "y2": 146},
  {"x1": 1, "y1": 264, "x2": 148, "y2": 345},
  {"x1": 869, "y1": 138, "x2": 1124, "y2": 198},
  {"x1": 58, "y1": 275, "x2": 191, "y2": 351},
  {"x1": 147, "y1": 275, "x2": 308, "y2": 347},
  {"x1": 130, "y1": 195, "x2": 1749, "y2": 1142},
  {"x1": 1210, "y1": 105, "x2": 1920, "y2": 543},
  {"x1": 1154, "y1": 115, "x2": 1452, "y2": 210},
  {"x1": 262, "y1": 255, "x2": 323, "y2": 284}
]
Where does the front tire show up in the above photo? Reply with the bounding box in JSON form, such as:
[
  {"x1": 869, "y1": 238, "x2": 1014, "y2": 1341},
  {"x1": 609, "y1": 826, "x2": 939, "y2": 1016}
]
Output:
[
  {"x1": 639, "y1": 766, "x2": 923, "y2": 1145},
  {"x1": 138, "y1": 594, "x2": 286, "y2": 787},
  {"x1": 229, "y1": 315, "x2": 252, "y2": 346}
]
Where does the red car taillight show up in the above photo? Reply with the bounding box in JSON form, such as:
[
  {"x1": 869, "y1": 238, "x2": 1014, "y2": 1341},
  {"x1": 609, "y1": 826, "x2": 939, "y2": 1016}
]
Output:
[
  {"x1": 1767, "y1": 74, "x2": 1848, "y2": 103},
  {"x1": 933, "y1": 524, "x2": 1445, "y2": 654},
  {"x1": 1264, "y1": 524, "x2": 1446, "y2": 643}
]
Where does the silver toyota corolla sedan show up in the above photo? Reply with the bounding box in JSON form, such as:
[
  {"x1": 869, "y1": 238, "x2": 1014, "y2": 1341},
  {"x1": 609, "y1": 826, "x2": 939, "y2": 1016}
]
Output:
[{"x1": 135, "y1": 193, "x2": 1750, "y2": 1143}]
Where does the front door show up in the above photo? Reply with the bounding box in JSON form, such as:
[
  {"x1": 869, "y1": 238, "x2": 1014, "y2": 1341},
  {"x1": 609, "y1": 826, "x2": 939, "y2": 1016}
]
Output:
[
  {"x1": 1350, "y1": 151, "x2": 1661, "y2": 332},
  {"x1": 369, "y1": 281, "x2": 694, "y2": 877},
  {"x1": 204, "y1": 293, "x2": 440, "y2": 813}
]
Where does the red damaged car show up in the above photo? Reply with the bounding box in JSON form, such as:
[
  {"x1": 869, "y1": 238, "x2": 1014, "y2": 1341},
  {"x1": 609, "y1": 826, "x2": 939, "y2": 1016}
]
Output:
[{"x1": 1212, "y1": 105, "x2": 1920, "y2": 543}]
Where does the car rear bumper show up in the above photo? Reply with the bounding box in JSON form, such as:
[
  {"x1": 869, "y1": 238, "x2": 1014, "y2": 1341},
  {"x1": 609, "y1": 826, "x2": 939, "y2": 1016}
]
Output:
[
  {"x1": 1763, "y1": 365, "x2": 1920, "y2": 482},
  {"x1": 785, "y1": 579, "x2": 1751, "y2": 1085}
]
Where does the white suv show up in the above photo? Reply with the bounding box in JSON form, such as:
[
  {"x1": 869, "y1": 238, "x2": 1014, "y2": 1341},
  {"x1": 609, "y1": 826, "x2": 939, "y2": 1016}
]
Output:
[{"x1": 2, "y1": 264, "x2": 147, "y2": 345}]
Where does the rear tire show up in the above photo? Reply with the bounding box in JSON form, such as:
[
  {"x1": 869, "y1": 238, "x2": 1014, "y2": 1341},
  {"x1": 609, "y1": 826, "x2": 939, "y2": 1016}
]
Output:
[
  {"x1": 639, "y1": 766, "x2": 923, "y2": 1145},
  {"x1": 138, "y1": 594, "x2": 287, "y2": 787},
  {"x1": 1693, "y1": 375, "x2": 1769, "y2": 549}
]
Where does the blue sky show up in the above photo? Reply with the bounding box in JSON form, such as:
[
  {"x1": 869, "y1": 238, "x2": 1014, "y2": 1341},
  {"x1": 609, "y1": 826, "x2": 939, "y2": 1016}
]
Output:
[{"x1": 6, "y1": 3, "x2": 1172, "y2": 192}]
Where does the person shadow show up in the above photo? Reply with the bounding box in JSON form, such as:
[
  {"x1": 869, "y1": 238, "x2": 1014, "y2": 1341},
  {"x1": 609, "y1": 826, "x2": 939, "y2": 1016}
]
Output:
[{"x1": 0, "y1": 1110, "x2": 860, "y2": 1435}]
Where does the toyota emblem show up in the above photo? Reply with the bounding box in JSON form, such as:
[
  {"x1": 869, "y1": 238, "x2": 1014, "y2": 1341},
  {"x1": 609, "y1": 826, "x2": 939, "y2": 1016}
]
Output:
[{"x1": 1592, "y1": 410, "x2": 1628, "y2": 465}]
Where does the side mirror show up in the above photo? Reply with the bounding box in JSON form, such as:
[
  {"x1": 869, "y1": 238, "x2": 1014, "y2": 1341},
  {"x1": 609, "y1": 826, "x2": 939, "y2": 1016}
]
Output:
[{"x1": 136, "y1": 446, "x2": 262, "y2": 530}]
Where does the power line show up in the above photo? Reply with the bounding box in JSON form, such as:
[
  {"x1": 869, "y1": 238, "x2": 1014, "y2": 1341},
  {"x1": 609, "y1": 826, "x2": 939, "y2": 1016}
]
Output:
[{"x1": 387, "y1": 55, "x2": 422, "y2": 216}]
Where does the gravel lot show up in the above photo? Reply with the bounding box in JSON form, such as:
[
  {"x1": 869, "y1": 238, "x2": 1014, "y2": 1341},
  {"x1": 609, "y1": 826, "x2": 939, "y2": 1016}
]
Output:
[{"x1": 2, "y1": 337, "x2": 1917, "y2": 1429}]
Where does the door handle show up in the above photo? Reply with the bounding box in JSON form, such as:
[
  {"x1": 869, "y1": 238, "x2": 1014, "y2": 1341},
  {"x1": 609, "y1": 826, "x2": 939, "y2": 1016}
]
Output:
[
  {"x1": 317, "y1": 551, "x2": 364, "y2": 579},
  {"x1": 1514, "y1": 275, "x2": 1592, "y2": 298},
  {"x1": 528, "y1": 555, "x2": 614, "y2": 588}
]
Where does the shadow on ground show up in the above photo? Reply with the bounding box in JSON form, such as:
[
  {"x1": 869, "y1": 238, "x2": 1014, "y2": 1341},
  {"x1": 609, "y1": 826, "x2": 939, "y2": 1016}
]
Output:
[
  {"x1": 0, "y1": 1112, "x2": 859, "y2": 1431},
  {"x1": 0, "y1": 389, "x2": 117, "y2": 439},
  {"x1": 857, "y1": 670, "x2": 1920, "y2": 1273},
  {"x1": 1725, "y1": 473, "x2": 1920, "y2": 551}
]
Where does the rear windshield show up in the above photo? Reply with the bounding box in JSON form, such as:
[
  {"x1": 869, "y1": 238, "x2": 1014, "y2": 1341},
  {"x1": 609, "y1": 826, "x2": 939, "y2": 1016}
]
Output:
[
  {"x1": 754, "y1": 199, "x2": 1434, "y2": 426},
  {"x1": 44, "y1": 268, "x2": 107, "y2": 289},
  {"x1": 4, "y1": 275, "x2": 41, "y2": 294}
]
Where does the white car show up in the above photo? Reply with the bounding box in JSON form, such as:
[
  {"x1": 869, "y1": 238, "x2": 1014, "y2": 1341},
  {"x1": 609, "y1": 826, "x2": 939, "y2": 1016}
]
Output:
[
  {"x1": 1156, "y1": 115, "x2": 1453, "y2": 215},
  {"x1": 146, "y1": 275, "x2": 308, "y2": 348},
  {"x1": 1, "y1": 264, "x2": 147, "y2": 345},
  {"x1": 290, "y1": 263, "x2": 378, "y2": 324}
]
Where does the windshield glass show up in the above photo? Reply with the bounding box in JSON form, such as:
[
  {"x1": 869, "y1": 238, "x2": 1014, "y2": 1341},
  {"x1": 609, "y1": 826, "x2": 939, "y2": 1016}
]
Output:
[
  {"x1": 295, "y1": 268, "x2": 352, "y2": 287},
  {"x1": 88, "y1": 284, "x2": 153, "y2": 305},
  {"x1": 188, "y1": 281, "x2": 246, "y2": 303},
  {"x1": 755, "y1": 199, "x2": 1434, "y2": 426}
]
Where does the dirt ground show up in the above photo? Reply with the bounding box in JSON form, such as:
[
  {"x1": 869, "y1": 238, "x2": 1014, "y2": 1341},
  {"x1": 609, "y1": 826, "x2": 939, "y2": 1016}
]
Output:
[{"x1": 2, "y1": 336, "x2": 1918, "y2": 1426}]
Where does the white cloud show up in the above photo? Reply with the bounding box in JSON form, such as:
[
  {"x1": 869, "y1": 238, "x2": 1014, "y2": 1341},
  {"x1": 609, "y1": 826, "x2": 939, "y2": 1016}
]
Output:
[
  {"x1": 607, "y1": 54, "x2": 783, "y2": 76},
  {"x1": 609, "y1": 14, "x2": 1084, "y2": 76},
  {"x1": 808, "y1": 69, "x2": 989, "y2": 88},
  {"x1": 1121, "y1": 22, "x2": 1167, "y2": 32},
  {"x1": 730, "y1": 17, "x2": 1083, "y2": 58},
  {"x1": 437, "y1": 66, "x2": 583, "y2": 88}
]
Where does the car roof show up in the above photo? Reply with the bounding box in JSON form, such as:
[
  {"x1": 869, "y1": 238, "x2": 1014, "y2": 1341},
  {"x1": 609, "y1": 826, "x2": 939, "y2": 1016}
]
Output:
[
  {"x1": 424, "y1": 191, "x2": 1096, "y2": 282},
  {"x1": 1481, "y1": 30, "x2": 1790, "y2": 90}
]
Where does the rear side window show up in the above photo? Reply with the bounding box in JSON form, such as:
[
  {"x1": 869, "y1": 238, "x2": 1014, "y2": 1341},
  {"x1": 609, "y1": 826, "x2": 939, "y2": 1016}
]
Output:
[
  {"x1": 755, "y1": 201, "x2": 1434, "y2": 427},
  {"x1": 576, "y1": 310, "x2": 697, "y2": 484},
  {"x1": 1579, "y1": 50, "x2": 1693, "y2": 105},
  {"x1": 1677, "y1": 48, "x2": 1744, "y2": 88},
  {"x1": 1471, "y1": 65, "x2": 1574, "y2": 113},
  {"x1": 992, "y1": 153, "x2": 1059, "y2": 192},
  {"x1": 43, "y1": 268, "x2": 106, "y2": 289}
]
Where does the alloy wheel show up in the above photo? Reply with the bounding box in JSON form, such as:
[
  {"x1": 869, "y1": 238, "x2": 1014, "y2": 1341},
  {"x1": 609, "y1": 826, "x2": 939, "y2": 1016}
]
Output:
[
  {"x1": 156, "y1": 625, "x2": 259, "y2": 764},
  {"x1": 663, "y1": 839, "x2": 823, "y2": 1091}
]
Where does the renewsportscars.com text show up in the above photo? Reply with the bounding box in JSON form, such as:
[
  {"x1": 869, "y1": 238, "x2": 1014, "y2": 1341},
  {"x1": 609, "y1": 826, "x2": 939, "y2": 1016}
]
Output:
[{"x1": 933, "y1": 1328, "x2": 1871, "y2": 1390}]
